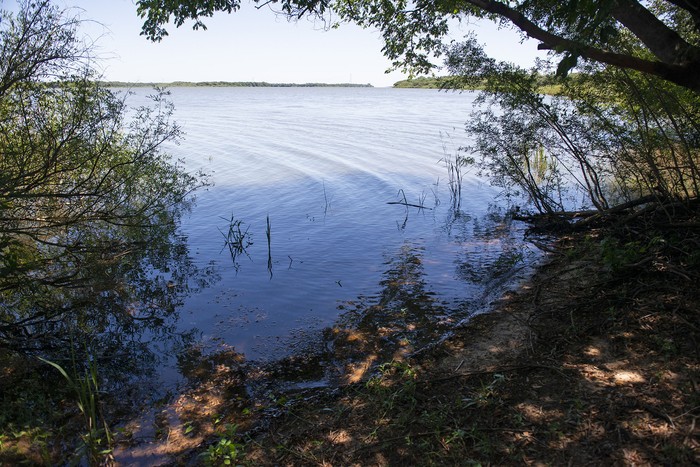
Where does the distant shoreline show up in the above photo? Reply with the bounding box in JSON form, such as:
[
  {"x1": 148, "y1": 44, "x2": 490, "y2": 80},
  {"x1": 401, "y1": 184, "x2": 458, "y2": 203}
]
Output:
[
  {"x1": 99, "y1": 81, "x2": 373, "y2": 88},
  {"x1": 392, "y1": 77, "x2": 452, "y2": 89},
  {"x1": 393, "y1": 76, "x2": 563, "y2": 94}
]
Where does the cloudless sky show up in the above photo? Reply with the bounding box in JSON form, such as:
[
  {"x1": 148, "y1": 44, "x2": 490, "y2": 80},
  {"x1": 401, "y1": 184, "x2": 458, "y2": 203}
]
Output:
[{"x1": 42, "y1": 0, "x2": 547, "y2": 87}]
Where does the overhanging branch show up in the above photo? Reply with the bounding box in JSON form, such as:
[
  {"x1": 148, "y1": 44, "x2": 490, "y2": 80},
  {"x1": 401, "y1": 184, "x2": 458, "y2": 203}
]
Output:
[{"x1": 464, "y1": 0, "x2": 700, "y2": 91}]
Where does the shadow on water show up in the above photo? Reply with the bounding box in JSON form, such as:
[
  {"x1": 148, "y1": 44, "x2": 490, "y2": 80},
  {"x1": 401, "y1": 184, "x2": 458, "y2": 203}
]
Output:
[
  {"x1": 107, "y1": 203, "x2": 545, "y2": 464},
  {"x1": 109, "y1": 202, "x2": 546, "y2": 467},
  {"x1": 321, "y1": 205, "x2": 539, "y2": 383},
  {"x1": 323, "y1": 242, "x2": 453, "y2": 382},
  {"x1": 195, "y1": 204, "x2": 536, "y2": 390}
]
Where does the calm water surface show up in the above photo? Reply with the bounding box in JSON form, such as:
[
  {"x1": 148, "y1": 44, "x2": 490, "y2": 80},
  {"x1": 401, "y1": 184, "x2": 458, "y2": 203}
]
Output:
[{"x1": 125, "y1": 87, "x2": 540, "y2": 385}]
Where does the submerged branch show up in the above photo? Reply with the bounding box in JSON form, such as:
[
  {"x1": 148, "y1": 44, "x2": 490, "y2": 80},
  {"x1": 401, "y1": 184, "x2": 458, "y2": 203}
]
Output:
[
  {"x1": 512, "y1": 194, "x2": 663, "y2": 229},
  {"x1": 386, "y1": 201, "x2": 433, "y2": 210}
]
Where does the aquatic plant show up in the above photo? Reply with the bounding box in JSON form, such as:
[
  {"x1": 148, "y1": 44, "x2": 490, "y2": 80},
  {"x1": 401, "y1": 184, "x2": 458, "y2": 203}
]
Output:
[
  {"x1": 219, "y1": 214, "x2": 253, "y2": 268},
  {"x1": 39, "y1": 353, "x2": 113, "y2": 465},
  {"x1": 322, "y1": 180, "x2": 333, "y2": 214},
  {"x1": 439, "y1": 140, "x2": 474, "y2": 212}
]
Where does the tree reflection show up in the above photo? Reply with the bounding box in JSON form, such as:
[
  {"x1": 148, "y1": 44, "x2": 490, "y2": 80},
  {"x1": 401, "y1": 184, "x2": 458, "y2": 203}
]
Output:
[
  {"x1": 328, "y1": 242, "x2": 452, "y2": 383},
  {"x1": 454, "y1": 205, "x2": 528, "y2": 287},
  {"x1": 0, "y1": 3, "x2": 216, "y2": 431},
  {"x1": 2, "y1": 206, "x2": 219, "y2": 389},
  {"x1": 328, "y1": 205, "x2": 535, "y2": 383}
]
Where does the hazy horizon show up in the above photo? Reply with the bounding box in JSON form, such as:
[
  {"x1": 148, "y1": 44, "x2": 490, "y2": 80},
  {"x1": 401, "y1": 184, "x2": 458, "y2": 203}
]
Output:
[{"x1": 34, "y1": 0, "x2": 550, "y2": 88}]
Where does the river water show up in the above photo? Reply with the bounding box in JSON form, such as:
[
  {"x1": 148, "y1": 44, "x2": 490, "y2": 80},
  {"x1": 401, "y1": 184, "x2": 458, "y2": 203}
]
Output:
[{"x1": 122, "y1": 86, "x2": 541, "y2": 388}]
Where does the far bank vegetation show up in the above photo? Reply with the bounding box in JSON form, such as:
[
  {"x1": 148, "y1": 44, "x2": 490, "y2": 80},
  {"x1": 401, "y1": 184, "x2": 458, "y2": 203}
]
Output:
[{"x1": 100, "y1": 81, "x2": 373, "y2": 88}]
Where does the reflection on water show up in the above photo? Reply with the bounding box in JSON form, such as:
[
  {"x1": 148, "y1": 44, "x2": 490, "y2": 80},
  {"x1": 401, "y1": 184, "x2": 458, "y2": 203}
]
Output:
[
  {"x1": 44, "y1": 224, "x2": 219, "y2": 403},
  {"x1": 324, "y1": 206, "x2": 537, "y2": 381}
]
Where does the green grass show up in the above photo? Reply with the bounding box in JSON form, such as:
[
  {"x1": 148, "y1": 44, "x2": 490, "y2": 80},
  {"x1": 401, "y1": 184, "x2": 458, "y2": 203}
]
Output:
[{"x1": 39, "y1": 355, "x2": 113, "y2": 465}]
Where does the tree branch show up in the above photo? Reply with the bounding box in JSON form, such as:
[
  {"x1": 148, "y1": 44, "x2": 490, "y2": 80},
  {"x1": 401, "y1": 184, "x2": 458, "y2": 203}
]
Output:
[
  {"x1": 612, "y1": 0, "x2": 700, "y2": 65},
  {"x1": 464, "y1": 0, "x2": 700, "y2": 91}
]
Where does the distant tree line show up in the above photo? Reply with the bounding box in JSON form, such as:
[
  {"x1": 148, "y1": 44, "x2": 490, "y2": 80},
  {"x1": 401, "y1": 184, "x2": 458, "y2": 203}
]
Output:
[
  {"x1": 99, "y1": 81, "x2": 373, "y2": 88},
  {"x1": 393, "y1": 75, "x2": 563, "y2": 94},
  {"x1": 393, "y1": 77, "x2": 450, "y2": 89}
]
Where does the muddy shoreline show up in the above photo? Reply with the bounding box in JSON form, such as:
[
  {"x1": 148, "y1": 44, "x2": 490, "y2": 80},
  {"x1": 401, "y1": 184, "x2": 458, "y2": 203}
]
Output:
[{"x1": 109, "y1": 226, "x2": 698, "y2": 465}]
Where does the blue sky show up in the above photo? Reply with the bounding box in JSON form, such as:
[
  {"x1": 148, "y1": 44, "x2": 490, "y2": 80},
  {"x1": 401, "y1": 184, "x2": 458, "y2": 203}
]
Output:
[{"x1": 48, "y1": 0, "x2": 546, "y2": 87}]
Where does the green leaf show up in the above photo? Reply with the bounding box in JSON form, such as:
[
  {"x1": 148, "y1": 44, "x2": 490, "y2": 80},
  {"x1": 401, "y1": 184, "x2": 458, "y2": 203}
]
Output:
[{"x1": 38, "y1": 357, "x2": 74, "y2": 385}]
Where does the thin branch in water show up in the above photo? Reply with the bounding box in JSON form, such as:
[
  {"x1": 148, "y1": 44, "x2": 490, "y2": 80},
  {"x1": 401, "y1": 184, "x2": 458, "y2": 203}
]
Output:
[
  {"x1": 266, "y1": 214, "x2": 272, "y2": 279},
  {"x1": 387, "y1": 201, "x2": 433, "y2": 209},
  {"x1": 322, "y1": 180, "x2": 332, "y2": 215}
]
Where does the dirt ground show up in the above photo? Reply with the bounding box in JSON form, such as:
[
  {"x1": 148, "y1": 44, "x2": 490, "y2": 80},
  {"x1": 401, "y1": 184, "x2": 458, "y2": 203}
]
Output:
[
  {"x1": 111, "y1": 226, "x2": 700, "y2": 466},
  {"x1": 233, "y1": 232, "x2": 699, "y2": 466}
]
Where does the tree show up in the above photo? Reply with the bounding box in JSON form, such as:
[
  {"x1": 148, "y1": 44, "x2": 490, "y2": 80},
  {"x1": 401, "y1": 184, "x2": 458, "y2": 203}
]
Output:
[
  {"x1": 0, "y1": 0, "x2": 204, "y2": 352},
  {"x1": 438, "y1": 35, "x2": 699, "y2": 215},
  {"x1": 136, "y1": 0, "x2": 700, "y2": 92}
]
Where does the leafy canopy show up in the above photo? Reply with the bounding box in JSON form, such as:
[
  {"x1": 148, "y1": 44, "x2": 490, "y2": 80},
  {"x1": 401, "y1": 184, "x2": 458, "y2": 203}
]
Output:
[{"x1": 136, "y1": 0, "x2": 700, "y2": 91}]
